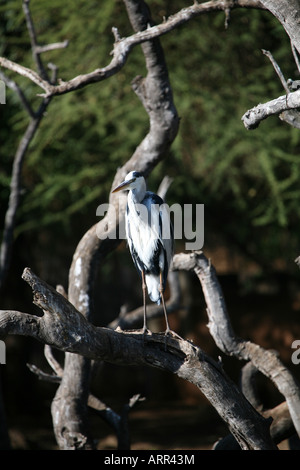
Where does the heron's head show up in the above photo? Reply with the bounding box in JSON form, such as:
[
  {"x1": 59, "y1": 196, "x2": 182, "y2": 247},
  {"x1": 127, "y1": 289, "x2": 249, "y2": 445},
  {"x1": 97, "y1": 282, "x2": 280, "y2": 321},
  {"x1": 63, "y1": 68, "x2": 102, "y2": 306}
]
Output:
[{"x1": 112, "y1": 171, "x2": 144, "y2": 193}]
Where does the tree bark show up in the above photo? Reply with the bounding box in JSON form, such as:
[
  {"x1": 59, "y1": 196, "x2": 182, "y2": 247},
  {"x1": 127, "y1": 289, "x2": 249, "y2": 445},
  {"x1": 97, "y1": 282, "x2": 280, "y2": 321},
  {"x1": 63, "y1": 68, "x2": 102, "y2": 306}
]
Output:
[
  {"x1": 259, "y1": 0, "x2": 300, "y2": 54},
  {"x1": 50, "y1": 0, "x2": 180, "y2": 450},
  {"x1": 0, "y1": 99, "x2": 50, "y2": 292},
  {"x1": 0, "y1": 267, "x2": 277, "y2": 450},
  {"x1": 172, "y1": 251, "x2": 300, "y2": 438}
]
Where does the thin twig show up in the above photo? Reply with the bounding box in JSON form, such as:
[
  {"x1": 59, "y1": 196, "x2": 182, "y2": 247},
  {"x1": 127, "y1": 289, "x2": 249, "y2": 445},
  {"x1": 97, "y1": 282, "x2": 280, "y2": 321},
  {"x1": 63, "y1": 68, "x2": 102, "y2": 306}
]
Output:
[
  {"x1": 157, "y1": 175, "x2": 173, "y2": 201},
  {"x1": 291, "y1": 42, "x2": 300, "y2": 75},
  {"x1": 0, "y1": 71, "x2": 35, "y2": 118},
  {"x1": 22, "y1": 0, "x2": 49, "y2": 81},
  {"x1": 0, "y1": 97, "x2": 51, "y2": 291},
  {"x1": 35, "y1": 41, "x2": 69, "y2": 54},
  {"x1": 44, "y1": 345, "x2": 64, "y2": 376},
  {"x1": 262, "y1": 49, "x2": 289, "y2": 93},
  {"x1": 26, "y1": 363, "x2": 61, "y2": 383}
]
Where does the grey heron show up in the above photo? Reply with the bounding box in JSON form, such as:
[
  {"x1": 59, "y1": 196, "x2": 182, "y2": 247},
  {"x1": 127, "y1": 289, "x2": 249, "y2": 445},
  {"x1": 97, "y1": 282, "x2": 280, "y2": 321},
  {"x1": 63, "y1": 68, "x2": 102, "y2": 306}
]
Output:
[{"x1": 112, "y1": 171, "x2": 177, "y2": 341}]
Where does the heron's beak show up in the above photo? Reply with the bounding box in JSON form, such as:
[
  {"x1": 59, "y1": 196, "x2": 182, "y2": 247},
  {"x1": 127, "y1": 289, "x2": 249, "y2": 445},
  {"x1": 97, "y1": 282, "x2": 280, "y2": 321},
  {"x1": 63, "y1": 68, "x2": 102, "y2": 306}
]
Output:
[{"x1": 112, "y1": 178, "x2": 135, "y2": 193}]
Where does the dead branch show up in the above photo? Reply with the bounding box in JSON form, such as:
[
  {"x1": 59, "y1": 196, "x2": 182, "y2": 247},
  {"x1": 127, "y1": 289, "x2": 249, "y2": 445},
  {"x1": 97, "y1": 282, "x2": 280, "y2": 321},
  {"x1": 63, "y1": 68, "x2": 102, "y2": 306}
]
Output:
[
  {"x1": 0, "y1": 1, "x2": 264, "y2": 98},
  {"x1": 242, "y1": 49, "x2": 300, "y2": 130},
  {"x1": 172, "y1": 251, "x2": 300, "y2": 438},
  {"x1": 240, "y1": 361, "x2": 263, "y2": 410},
  {"x1": 214, "y1": 400, "x2": 295, "y2": 449},
  {"x1": 35, "y1": 41, "x2": 69, "y2": 55},
  {"x1": 0, "y1": 98, "x2": 51, "y2": 291},
  {"x1": 27, "y1": 352, "x2": 143, "y2": 450},
  {"x1": 262, "y1": 50, "x2": 289, "y2": 93},
  {"x1": 22, "y1": 0, "x2": 48, "y2": 81},
  {"x1": 215, "y1": 360, "x2": 296, "y2": 449},
  {"x1": 0, "y1": 72, "x2": 35, "y2": 118},
  {"x1": 0, "y1": 0, "x2": 64, "y2": 292},
  {"x1": 242, "y1": 89, "x2": 300, "y2": 130},
  {"x1": 0, "y1": 267, "x2": 277, "y2": 450}
]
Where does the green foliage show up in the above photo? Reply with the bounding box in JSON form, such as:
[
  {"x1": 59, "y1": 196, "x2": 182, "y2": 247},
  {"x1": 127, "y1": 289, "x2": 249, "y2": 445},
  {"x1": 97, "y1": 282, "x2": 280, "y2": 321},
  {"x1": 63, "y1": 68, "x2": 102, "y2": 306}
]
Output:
[{"x1": 1, "y1": 1, "x2": 300, "y2": 268}]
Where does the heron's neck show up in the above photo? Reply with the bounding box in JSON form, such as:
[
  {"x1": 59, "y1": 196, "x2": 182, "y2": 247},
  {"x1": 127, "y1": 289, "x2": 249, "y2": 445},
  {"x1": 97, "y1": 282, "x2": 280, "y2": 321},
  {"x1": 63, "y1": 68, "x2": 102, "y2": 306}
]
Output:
[{"x1": 130, "y1": 180, "x2": 146, "y2": 203}]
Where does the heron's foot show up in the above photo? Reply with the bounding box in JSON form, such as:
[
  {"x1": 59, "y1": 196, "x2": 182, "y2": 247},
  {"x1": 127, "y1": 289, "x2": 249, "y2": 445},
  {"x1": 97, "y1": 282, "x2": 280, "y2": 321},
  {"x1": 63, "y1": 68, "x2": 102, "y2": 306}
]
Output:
[
  {"x1": 164, "y1": 328, "x2": 184, "y2": 341},
  {"x1": 163, "y1": 328, "x2": 184, "y2": 350},
  {"x1": 141, "y1": 326, "x2": 151, "y2": 345}
]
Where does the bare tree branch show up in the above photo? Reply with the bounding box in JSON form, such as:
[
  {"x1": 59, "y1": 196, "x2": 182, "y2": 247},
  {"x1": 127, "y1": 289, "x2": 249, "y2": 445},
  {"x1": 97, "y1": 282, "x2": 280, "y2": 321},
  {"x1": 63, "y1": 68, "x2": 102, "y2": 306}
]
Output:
[
  {"x1": 0, "y1": 71, "x2": 35, "y2": 118},
  {"x1": 44, "y1": 345, "x2": 64, "y2": 376},
  {"x1": 242, "y1": 49, "x2": 300, "y2": 130},
  {"x1": 262, "y1": 49, "x2": 289, "y2": 93},
  {"x1": 0, "y1": 0, "x2": 264, "y2": 98},
  {"x1": 0, "y1": 97, "x2": 51, "y2": 291},
  {"x1": 27, "y1": 347, "x2": 142, "y2": 449},
  {"x1": 35, "y1": 41, "x2": 69, "y2": 55},
  {"x1": 0, "y1": 0, "x2": 68, "y2": 293},
  {"x1": 172, "y1": 251, "x2": 300, "y2": 438},
  {"x1": 240, "y1": 361, "x2": 263, "y2": 410},
  {"x1": 291, "y1": 42, "x2": 300, "y2": 75},
  {"x1": 0, "y1": 267, "x2": 277, "y2": 450},
  {"x1": 214, "y1": 400, "x2": 295, "y2": 449},
  {"x1": 241, "y1": 88, "x2": 300, "y2": 129},
  {"x1": 258, "y1": 0, "x2": 300, "y2": 55}
]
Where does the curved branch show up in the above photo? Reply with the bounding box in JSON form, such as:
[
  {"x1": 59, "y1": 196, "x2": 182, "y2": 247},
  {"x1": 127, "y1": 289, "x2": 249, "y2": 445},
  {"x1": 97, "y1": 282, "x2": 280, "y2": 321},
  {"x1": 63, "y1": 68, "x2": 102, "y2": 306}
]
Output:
[
  {"x1": 0, "y1": 98, "x2": 51, "y2": 291},
  {"x1": 172, "y1": 251, "x2": 300, "y2": 438},
  {"x1": 258, "y1": 0, "x2": 300, "y2": 55},
  {"x1": 0, "y1": 267, "x2": 277, "y2": 450}
]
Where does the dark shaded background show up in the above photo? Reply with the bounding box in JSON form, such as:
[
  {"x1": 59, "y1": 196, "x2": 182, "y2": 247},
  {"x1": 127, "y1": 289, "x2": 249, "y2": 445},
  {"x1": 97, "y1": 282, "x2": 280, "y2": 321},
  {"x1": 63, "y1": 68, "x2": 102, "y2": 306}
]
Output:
[{"x1": 1, "y1": 0, "x2": 300, "y2": 449}]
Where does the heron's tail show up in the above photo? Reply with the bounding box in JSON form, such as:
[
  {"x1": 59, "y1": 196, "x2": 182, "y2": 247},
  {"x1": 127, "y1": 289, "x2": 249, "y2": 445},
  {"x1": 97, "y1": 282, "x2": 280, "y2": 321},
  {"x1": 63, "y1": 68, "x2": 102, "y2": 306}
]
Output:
[{"x1": 145, "y1": 274, "x2": 161, "y2": 304}]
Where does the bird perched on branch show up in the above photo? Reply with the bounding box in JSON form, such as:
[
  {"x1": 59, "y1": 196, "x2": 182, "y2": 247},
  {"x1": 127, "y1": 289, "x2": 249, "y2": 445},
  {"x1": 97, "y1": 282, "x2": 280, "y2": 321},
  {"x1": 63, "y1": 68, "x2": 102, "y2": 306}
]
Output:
[{"x1": 112, "y1": 171, "x2": 178, "y2": 341}]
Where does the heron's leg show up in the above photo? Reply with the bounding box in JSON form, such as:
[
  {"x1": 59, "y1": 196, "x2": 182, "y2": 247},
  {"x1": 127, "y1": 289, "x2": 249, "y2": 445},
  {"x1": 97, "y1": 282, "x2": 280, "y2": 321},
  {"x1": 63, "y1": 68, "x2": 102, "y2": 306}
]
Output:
[
  {"x1": 160, "y1": 271, "x2": 183, "y2": 346},
  {"x1": 159, "y1": 271, "x2": 171, "y2": 334},
  {"x1": 141, "y1": 270, "x2": 148, "y2": 336}
]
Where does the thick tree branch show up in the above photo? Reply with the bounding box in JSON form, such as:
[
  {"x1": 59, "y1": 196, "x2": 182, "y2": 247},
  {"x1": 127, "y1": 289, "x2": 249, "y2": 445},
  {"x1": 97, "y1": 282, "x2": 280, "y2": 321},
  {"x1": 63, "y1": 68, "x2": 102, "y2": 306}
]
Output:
[
  {"x1": 258, "y1": 0, "x2": 300, "y2": 55},
  {"x1": 0, "y1": 267, "x2": 277, "y2": 450},
  {"x1": 172, "y1": 251, "x2": 300, "y2": 438},
  {"x1": 215, "y1": 361, "x2": 297, "y2": 449}
]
